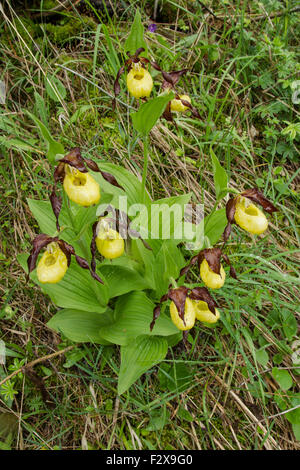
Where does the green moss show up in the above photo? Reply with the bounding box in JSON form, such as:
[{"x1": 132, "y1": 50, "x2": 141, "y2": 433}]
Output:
[{"x1": 43, "y1": 15, "x2": 96, "y2": 44}]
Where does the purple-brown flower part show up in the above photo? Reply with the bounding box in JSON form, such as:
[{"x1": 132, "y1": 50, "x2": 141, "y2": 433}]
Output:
[
  {"x1": 113, "y1": 47, "x2": 161, "y2": 101},
  {"x1": 178, "y1": 246, "x2": 237, "y2": 279},
  {"x1": 223, "y1": 188, "x2": 278, "y2": 242},
  {"x1": 27, "y1": 234, "x2": 104, "y2": 284},
  {"x1": 161, "y1": 70, "x2": 188, "y2": 90},
  {"x1": 27, "y1": 234, "x2": 55, "y2": 280},
  {"x1": 189, "y1": 286, "x2": 217, "y2": 315},
  {"x1": 150, "y1": 285, "x2": 219, "y2": 332},
  {"x1": 241, "y1": 188, "x2": 278, "y2": 214}
]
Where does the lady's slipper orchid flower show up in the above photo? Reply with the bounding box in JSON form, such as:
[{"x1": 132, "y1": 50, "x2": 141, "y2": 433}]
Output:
[
  {"x1": 170, "y1": 296, "x2": 196, "y2": 331},
  {"x1": 150, "y1": 286, "x2": 218, "y2": 340},
  {"x1": 63, "y1": 167, "x2": 100, "y2": 207},
  {"x1": 126, "y1": 67, "x2": 153, "y2": 99},
  {"x1": 50, "y1": 148, "x2": 123, "y2": 231},
  {"x1": 179, "y1": 247, "x2": 237, "y2": 290},
  {"x1": 114, "y1": 47, "x2": 160, "y2": 102},
  {"x1": 160, "y1": 70, "x2": 200, "y2": 122},
  {"x1": 224, "y1": 188, "x2": 277, "y2": 241},
  {"x1": 95, "y1": 218, "x2": 125, "y2": 260},
  {"x1": 90, "y1": 205, "x2": 151, "y2": 280},
  {"x1": 192, "y1": 300, "x2": 220, "y2": 324},
  {"x1": 170, "y1": 94, "x2": 191, "y2": 112},
  {"x1": 27, "y1": 234, "x2": 103, "y2": 284},
  {"x1": 37, "y1": 243, "x2": 68, "y2": 284}
]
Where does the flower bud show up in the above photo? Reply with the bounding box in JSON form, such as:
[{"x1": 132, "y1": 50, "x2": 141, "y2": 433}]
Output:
[
  {"x1": 234, "y1": 197, "x2": 268, "y2": 235},
  {"x1": 170, "y1": 94, "x2": 191, "y2": 112},
  {"x1": 200, "y1": 258, "x2": 225, "y2": 289},
  {"x1": 37, "y1": 244, "x2": 68, "y2": 284},
  {"x1": 63, "y1": 168, "x2": 100, "y2": 207},
  {"x1": 170, "y1": 297, "x2": 196, "y2": 331},
  {"x1": 96, "y1": 228, "x2": 124, "y2": 259},
  {"x1": 126, "y1": 67, "x2": 153, "y2": 99},
  {"x1": 193, "y1": 300, "x2": 220, "y2": 324}
]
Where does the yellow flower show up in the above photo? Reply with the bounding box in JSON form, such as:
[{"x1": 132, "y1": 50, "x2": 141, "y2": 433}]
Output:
[
  {"x1": 63, "y1": 168, "x2": 100, "y2": 207},
  {"x1": 200, "y1": 258, "x2": 225, "y2": 289},
  {"x1": 170, "y1": 297, "x2": 196, "y2": 331},
  {"x1": 126, "y1": 66, "x2": 153, "y2": 99},
  {"x1": 96, "y1": 227, "x2": 124, "y2": 259},
  {"x1": 193, "y1": 300, "x2": 220, "y2": 324},
  {"x1": 37, "y1": 244, "x2": 68, "y2": 284},
  {"x1": 234, "y1": 197, "x2": 268, "y2": 235},
  {"x1": 170, "y1": 94, "x2": 191, "y2": 112}
]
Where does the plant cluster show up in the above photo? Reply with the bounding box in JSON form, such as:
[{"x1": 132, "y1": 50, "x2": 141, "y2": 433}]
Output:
[{"x1": 20, "y1": 12, "x2": 280, "y2": 395}]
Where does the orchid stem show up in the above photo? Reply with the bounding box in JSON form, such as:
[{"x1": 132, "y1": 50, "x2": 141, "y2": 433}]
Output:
[{"x1": 141, "y1": 134, "x2": 149, "y2": 203}]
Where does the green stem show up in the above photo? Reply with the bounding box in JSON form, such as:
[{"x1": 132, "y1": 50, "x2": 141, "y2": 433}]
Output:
[
  {"x1": 63, "y1": 192, "x2": 105, "y2": 307},
  {"x1": 141, "y1": 135, "x2": 149, "y2": 203}
]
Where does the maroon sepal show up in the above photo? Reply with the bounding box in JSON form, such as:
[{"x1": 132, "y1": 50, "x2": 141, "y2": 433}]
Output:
[
  {"x1": 27, "y1": 234, "x2": 55, "y2": 280},
  {"x1": 189, "y1": 286, "x2": 217, "y2": 315},
  {"x1": 50, "y1": 188, "x2": 62, "y2": 232},
  {"x1": 27, "y1": 234, "x2": 103, "y2": 284},
  {"x1": 150, "y1": 285, "x2": 219, "y2": 331},
  {"x1": 161, "y1": 70, "x2": 188, "y2": 90},
  {"x1": 241, "y1": 188, "x2": 278, "y2": 214},
  {"x1": 168, "y1": 286, "x2": 189, "y2": 324}
]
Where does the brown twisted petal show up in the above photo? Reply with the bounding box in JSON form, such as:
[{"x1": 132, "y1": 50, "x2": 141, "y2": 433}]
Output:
[
  {"x1": 100, "y1": 170, "x2": 124, "y2": 190},
  {"x1": 161, "y1": 69, "x2": 188, "y2": 88},
  {"x1": 223, "y1": 197, "x2": 238, "y2": 242},
  {"x1": 54, "y1": 162, "x2": 66, "y2": 184},
  {"x1": 162, "y1": 101, "x2": 174, "y2": 124},
  {"x1": 179, "y1": 98, "x2": 201, "y2": 119},
  {"x1": 85, "y1": 158, "x2": 100, "y2": 173},
  {"x1": 151, "y1": 61, "x2": 162, "y2": 71},
  {"x1": 59, "y1": 147, "x2": 87, "y2": 173},
  {"x1": 150, "y1": 305, "x2": 161, "y2": 332},
  {"x1": 203, "y1": 247, "x2": 222, "y2": 275},
  {"x1": 221, "y1": 253, "x2": 237, "y2": 279},
  {"x1": 189, "y1": 286, "x2": 217, "y2": 315},
  {"x1": 150, "y1": 293, "x2": 170, "y2": 331},
  {"x1": 57, "y1": 240, "x2": 74, "y2": 267},
  {"x1": 27, "y1": 234, "x2": 55, "y2": 278},
  {"x1": 90, "y1": 221, "x2": 98, "y2": 275},
  {"x1": 133, "y1": 47, "x2": 145, "y2": 58},
  {"x1": 114, "y1": 65, "x2": 125, "y2": 97},
  {"x1": 242, "y1": 188, "x2": 278, "y2": 214},
  {"x1": 168, "y1": 286, "x2": 189, "y2": 324},
  {"x1": 59, "y1": 238, "x2": 104, "y2": 284},
  {"x1": 178, "y1": 254, "x2": 199, "y2": 279},
  {"x1": 50, "y1": 187, "x2": 62, "y2": 232}
]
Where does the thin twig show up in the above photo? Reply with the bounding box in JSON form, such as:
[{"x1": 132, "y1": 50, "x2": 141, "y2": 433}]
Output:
[{"x1": 0, "y1": 345, "x2": 75, "y2": 388}]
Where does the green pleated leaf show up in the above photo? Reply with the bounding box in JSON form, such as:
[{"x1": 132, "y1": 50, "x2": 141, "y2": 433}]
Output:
[
  {"x1": 99, "y1": 264, "x2": 153, "y2": 298},
  {"x1": 94, "y1": 162, "x2": 151, "y2": 207},
  {"x1": 154, "y1": 240, "x2": 185, "y2": 299},
  {"x1": 47, "y1": 309, "x2": 113, "y2": 344},
  {"x1": 26, "y1": 111, "x2": 64, "y2": 164},
  {"x1": 99, "y1": 291, "x2": 178, "y2": 345},
  {"x1": 18, "y1": 253, "x2": 108, "y2": 313},
  {"x1": 124, "y1": 9, "x2": 148, "y2": 56},
  {"x1": 204, "y1": 208, "x2": 227, "y2": 246},
  {"x1": 27, "y1": 198, "x2": 95, "y2": 259},
  {"x1": 210, "y1": 148, "x2": 228, "y2": 201},
  {"x1": 118, "y1": 335, "x2": 168, "y2": 394},
  {"x1": 131, "y1": 93, "x2": 174, "y2": 136}
]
